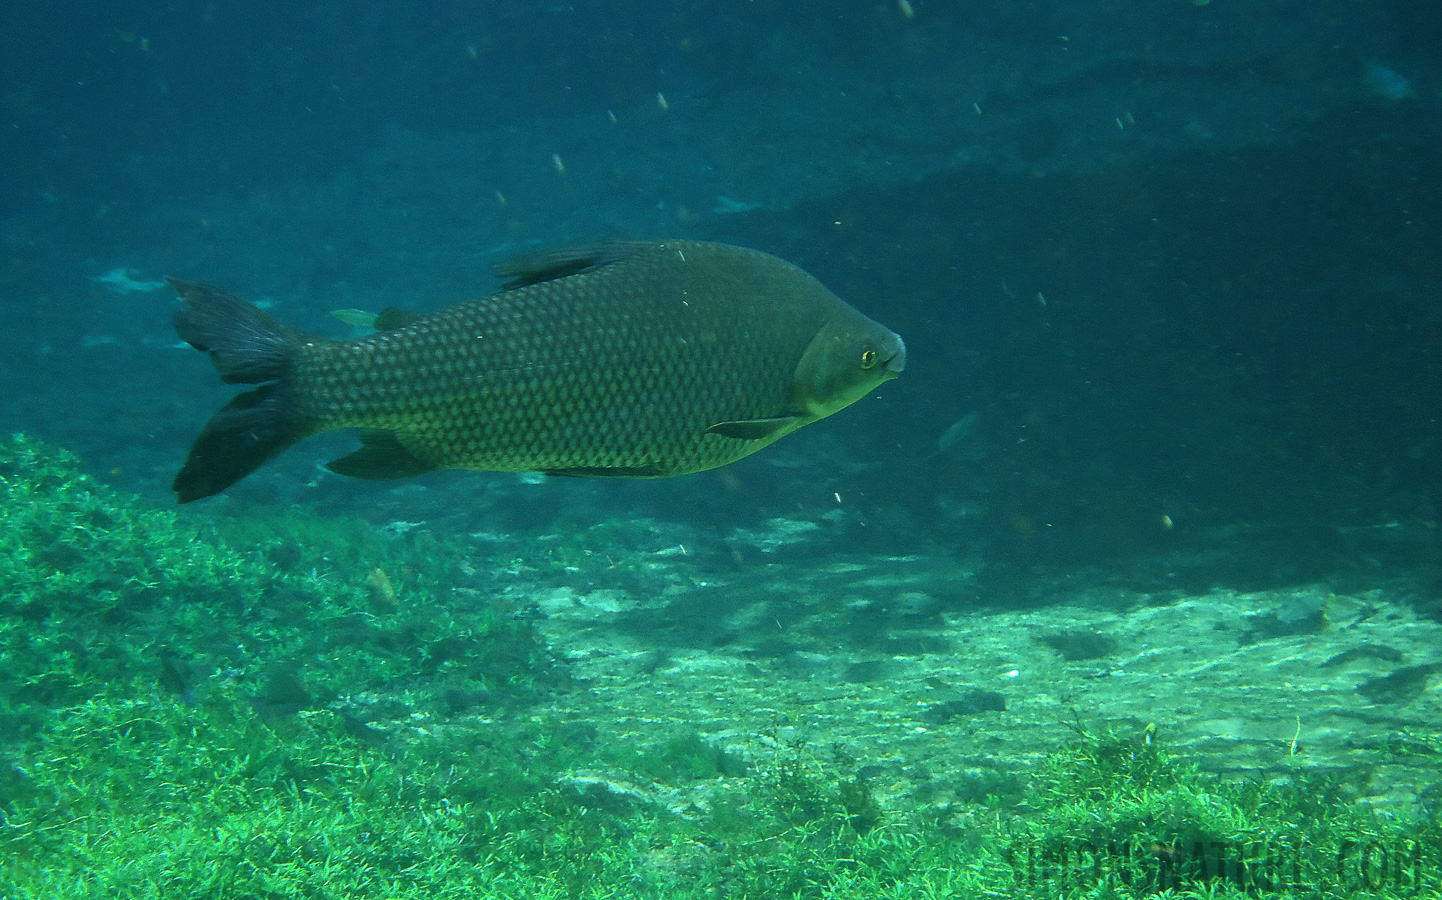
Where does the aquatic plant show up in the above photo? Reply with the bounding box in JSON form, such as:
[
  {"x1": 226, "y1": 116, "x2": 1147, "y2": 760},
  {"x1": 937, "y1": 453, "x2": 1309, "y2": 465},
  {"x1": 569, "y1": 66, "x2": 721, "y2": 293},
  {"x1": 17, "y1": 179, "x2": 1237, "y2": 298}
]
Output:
[
  {"x1": 3, "y1": 434, "x2": 1435, "y2": 898},
  {"x1": 1007, "y1": 721, "x2": 1438, "y2": 897},
  {"x1": 0, "y1": 434, "x2": 555, "y2": 739},
  {"x1": 1, "y1": 691, "x2": 493, "y2": 898},
  {"x1": 3, "y1": 674, "x2": 1434, "y2": 897}
]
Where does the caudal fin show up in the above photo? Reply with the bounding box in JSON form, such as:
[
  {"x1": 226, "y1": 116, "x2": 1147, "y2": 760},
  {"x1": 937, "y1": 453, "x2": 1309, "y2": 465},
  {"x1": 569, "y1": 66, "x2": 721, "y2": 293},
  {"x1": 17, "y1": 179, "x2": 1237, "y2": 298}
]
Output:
[{"x1": 169, "y1": 278, "x2": 313, "y2": 502}]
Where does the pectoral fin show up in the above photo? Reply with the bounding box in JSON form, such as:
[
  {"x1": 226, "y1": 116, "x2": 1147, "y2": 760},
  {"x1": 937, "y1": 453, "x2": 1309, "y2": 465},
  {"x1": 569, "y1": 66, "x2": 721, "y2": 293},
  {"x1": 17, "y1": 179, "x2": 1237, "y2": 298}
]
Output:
[{"x1": 704, "y1": 416, "x2": 800, "y2": 441}]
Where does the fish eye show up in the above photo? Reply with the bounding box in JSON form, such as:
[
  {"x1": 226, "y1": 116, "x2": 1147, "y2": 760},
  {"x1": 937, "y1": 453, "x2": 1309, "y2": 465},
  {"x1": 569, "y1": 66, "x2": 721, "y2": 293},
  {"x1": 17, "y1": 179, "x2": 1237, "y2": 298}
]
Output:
[{"x1": 860, "y1": 347, "x2": 878, "y2": 369}]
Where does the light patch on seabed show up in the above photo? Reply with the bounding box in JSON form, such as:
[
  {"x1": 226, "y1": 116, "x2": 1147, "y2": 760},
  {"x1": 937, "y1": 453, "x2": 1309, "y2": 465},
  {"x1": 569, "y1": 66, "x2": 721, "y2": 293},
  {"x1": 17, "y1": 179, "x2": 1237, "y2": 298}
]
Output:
[
  {"x1": 93, "y1": 267, "x2": 166, "y2": 294},
  {"x1": 509, "y1": 518, "x2": 1442, "y2": 820}
]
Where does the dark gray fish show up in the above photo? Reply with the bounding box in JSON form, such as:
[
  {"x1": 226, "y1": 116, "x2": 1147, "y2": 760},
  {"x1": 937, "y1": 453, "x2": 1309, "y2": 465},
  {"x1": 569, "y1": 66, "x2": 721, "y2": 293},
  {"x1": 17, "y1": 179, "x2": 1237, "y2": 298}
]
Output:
[{"x1": 170, "y1": 240, "x2": 905, "y2": 502}]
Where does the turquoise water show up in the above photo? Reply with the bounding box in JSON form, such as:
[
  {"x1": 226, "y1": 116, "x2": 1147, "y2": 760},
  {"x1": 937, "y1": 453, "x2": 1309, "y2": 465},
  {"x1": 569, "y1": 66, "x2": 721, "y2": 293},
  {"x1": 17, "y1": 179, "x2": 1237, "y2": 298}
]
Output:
[{"x1": 1, "y1": 2, "x2": 1439, "y2": 896}]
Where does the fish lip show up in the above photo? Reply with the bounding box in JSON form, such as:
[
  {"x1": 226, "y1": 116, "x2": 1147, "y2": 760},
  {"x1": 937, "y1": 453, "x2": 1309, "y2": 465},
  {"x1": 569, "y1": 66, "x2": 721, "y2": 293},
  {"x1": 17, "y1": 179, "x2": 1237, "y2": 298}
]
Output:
[{"x1": 884, "y1": 338, "x2": 907, "y2": 374}]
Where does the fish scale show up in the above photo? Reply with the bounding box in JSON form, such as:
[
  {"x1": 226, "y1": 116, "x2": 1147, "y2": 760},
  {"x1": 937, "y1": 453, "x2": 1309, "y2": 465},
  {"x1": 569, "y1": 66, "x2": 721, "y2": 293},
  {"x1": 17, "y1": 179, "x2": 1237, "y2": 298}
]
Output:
[
  {"x1": 292, "y1": 250, "x2": 792, "y2": 472},
  {"x1": 168, "y1": 240, "x2": 905, "y2": 502}
]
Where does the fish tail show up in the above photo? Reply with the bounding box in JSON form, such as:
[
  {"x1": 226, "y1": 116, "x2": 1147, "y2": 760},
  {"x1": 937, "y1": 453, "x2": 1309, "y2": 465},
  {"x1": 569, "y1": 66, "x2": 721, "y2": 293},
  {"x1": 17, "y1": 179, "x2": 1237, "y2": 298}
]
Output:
[{"x1": 168, "y1": 278, "x2": 314, "y2": 502}]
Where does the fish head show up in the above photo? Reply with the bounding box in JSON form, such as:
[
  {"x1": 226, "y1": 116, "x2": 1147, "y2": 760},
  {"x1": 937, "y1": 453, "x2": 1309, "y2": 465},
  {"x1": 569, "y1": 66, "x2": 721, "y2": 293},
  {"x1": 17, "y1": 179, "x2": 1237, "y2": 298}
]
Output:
[{"x1": 793, "y1": 308, "x2": 905, "y2": 421}]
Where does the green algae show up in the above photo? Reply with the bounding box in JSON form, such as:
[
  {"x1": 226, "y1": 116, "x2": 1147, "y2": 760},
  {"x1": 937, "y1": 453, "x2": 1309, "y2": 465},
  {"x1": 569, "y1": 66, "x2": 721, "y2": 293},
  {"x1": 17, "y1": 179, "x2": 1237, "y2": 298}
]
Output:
[
  {"x1": 6, "y1": 693, "x2": 1436, "y2": 898},
  {"x1": 2, "y1": 434, "x2": 1439, "y2": 899},
  {"x1": 0, "y1": 434, "x2": 556, "y2": 741}
]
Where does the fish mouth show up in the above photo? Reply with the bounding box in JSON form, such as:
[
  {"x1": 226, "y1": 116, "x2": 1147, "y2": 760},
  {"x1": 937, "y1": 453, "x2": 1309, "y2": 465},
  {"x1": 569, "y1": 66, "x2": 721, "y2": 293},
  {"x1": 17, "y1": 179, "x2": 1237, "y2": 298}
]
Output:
[{"x1": 884, "y1": 336, "x2": 907, "y2": 375}]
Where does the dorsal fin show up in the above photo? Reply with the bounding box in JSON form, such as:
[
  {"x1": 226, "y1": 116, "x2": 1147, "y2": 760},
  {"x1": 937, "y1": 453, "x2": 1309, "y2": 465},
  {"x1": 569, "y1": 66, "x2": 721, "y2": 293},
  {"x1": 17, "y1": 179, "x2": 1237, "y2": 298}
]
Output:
[
  {"x1": 492, "y1": 241, "x2": 653, "y2": 291},
  {"x1": 373, "y1": 307, "x2": 422, "y2": 331}
]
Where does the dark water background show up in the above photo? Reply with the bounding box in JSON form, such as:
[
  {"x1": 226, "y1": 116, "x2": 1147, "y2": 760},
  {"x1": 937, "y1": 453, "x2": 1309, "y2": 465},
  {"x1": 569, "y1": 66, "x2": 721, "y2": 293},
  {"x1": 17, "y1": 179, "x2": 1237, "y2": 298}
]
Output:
[{"x1": 2, "y1": 0, "x2": 1439, "y2": 598}]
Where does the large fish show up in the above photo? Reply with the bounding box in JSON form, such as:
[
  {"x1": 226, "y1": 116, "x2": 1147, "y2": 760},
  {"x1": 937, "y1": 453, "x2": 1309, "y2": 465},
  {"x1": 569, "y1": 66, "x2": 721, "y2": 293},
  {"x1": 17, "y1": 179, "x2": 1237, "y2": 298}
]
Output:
[{"x1": 169, "y1": 239, "x2": 905, "y2": 502}]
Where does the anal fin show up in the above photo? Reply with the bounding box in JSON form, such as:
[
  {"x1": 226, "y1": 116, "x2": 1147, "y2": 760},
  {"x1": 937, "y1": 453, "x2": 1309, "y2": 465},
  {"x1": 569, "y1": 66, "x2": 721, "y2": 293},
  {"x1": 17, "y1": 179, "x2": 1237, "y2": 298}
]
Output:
[
  {"x1": 327, "y1": 431, "x2": 438, "y2": 480},
  {"x1": 544, "y1": 465, "x2": 666, "y2": 478}
]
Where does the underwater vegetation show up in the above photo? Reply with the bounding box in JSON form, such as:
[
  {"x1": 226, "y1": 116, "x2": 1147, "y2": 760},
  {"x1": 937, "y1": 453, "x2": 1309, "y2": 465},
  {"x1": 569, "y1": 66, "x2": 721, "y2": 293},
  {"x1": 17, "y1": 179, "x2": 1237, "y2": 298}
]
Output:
[
  {"x1": 0, "y1": 434, "x2": 556, "y2": 741},
  {"x1": 2, "y1": 434, "x2": 1439, "y2": 898}
]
